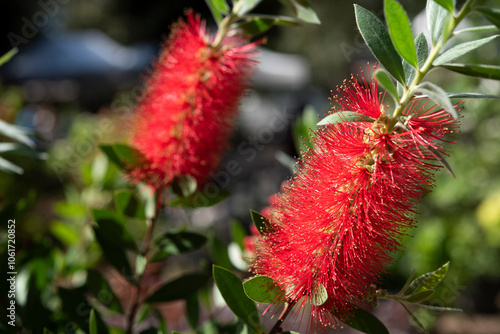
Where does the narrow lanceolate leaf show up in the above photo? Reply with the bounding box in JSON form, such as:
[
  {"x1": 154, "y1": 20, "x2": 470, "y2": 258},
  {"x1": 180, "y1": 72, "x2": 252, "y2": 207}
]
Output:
[
  {"x1": 415, "y1": 82, "x2": 457, "y2": 119},
  {"x1": 384, "y1": 0, "x2": 418, "y2": 68},
  {"x1": 433, "y1": 0, "x2": 454, "y2": 13},
  {"x1": 354, "y1": 5, "x2": 405, "y2": 84},
  {"x1": 0, "y1": 47, "x2": 18, "y2": 66},
  {"x1": 440, "y1": 63, "x2": 500, "y2": 80},
  {"x1": 399, "y1": 302, "x2": 429, "y2": 334},
  {"x1": 475, "y1": 7, "x2": 500, "y2": 29},
  {"x1": 433, "y1": 35, "x2": 499, "y2": 66},
  {"x1": 99, "y1": 144, "x2": 142, "y2": 170},
  {"x1": 317, "y1": 111, "x2": 374, "y2": 126},
  {"x1": 0, "y1": 119, "x2": 34, "y2": 147},
  {"x1": 342, "y1": 308, "x2": 390, "y2": 334},
  {"x1": 89, "y1": 309, "x2": 98, "y2": 334},
  {"x1": 427, "y1": 0, "x2": 452, "y2": 46},
  {"x1": 375, "y1": 69, "x2": 399, "y2": 103},
  {"x1": 243, "y1": 276, "x2": 286, "y2": 304},
  {"x1": 405, "y1": 289, "x2": 434, "y2": 303},
  {"x1": 414, "y1": 92, "x2": 500, "y2": 99},
  {"x1": 212, "y1": 265, "x2": 261, "y2": 332},
  {"x1": 237, "y1": 0, "x2": 264, "y2": 15},
  {"x1": 279, "y1": 0, "x2": 321, "y2": 24},
  {"x1": 204, "y1": 0, "x2": 229, "y2": 23},
  {"x1": 405, "y1": 33, "x2": 429, "y2": 87},
  {"x1": 455, "y1": 25, "x2": 498, "y2": 35},
  {"x1": 407, "y1": 262, "x2": 449, "y2": 296},
  {"x1": 146, "y1": 273, "x2": 209, "y2": 303},
  {"x1": 0, "y1": 156, "x2": 23, "y2": 174},
  {"x1": 427, "y1": 146, "x2": 455, "y2": 178},
  {"x1": 250, "y1": 209, "x2": 270, "y2": 234}
]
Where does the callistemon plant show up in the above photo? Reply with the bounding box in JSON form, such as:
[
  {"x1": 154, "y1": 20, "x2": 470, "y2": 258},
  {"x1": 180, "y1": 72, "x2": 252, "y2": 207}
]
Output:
[
  {"x1": 250, "y1": 69, "x2": 459, "y2": 328},
  {"x1": 128, "y1": 11, "x2": 258, "y2": 190}
]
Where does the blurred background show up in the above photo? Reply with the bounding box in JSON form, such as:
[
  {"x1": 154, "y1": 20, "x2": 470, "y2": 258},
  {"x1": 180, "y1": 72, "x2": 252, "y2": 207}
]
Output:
[{"x1": 0, "y1": 0, "x2": 499, "y2": 333}]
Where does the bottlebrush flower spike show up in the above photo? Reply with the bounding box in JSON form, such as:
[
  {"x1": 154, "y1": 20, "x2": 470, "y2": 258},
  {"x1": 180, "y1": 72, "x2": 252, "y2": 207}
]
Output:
[
  {"x1": 128, "y1": 11, "x2": 258, "y2": 190},
  {"x1": 251, "y1": 67, "x2": 459, "y2": 330}
]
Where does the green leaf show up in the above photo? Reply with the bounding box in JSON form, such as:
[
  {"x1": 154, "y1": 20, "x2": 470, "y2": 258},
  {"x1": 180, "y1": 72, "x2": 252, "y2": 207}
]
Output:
[
  {"x1": 404, "y1": 33, "x2": 429, "y2": 87},
  {"x1": 433, "y1": 0, "x2": 454, "y2": 13},
  {"x1": 317, "y1": 111, "x2": 374, "y2": 126},
  {"x1": 89, "y1": 309, "x2": 98, "y2": 334},
  {"x1": 292, "y1": 105, "x2": 318, "y2": 154},
  {"x1": 186, "y1": 293, "x2": 200, "y2": 329},
  {"x1": 93, "y1": 226, "x2": 133, "y2": 282},
  {"x1": 204, "y1": 0, "x2": 229, "y2": 23},
  {"x1": 427, "y1": 145, "x2": 455, "y2": 178},
  {"x1": 342, "y1": 308, "x2": 390, "y2": 334},
  {"x1": 0, "y1": 143, "x2": 46, "y2": 159},
  {"x1": 0, "y1": 156, "x2": 23, "y2": 174},
  {"x1": 455, "y1": 25, "x2": 498, "y2": 35},
  {"x1": 212, "y1": 265, "x2": 261, "y2": 332},
  {"x1": 354, "y1": 5, "x2": 405, "y2": 84},
  {"x1": 310, "y1": 283, "x2": 328, "y2": 306},
  {"x1": 415, "y1": 82, "x2": 457, "y2": 119},
  {"x1": 415, "y1": 92, "x2": 500, "y2": 99},
  {"x1": 384, "y1": 0, "x2": 418, "y2": 68},
  {"x1": 440, "y1": 63, "x2": 500, "y2": 80},
  {"x1": 250, "y1": 209, "x2": 270, "y2": 234},
  {"x1": 375, "y1": 68, "x2": 399, "y2": 103},
  {"x1": 86, "y1": 269, "x2": 124, "y2": 313},
  {"x1": 399, "y1": 302, "x2": 429, "y2": 334},
  {"x1": 434, "y1": 35, "x2": 498, "y2": 66},
  {"x1": 92, "y1": 209, "x2": 137, "y2": 251},
  {"x1": 415, "y1": 33, "x2": 429, "y2": 69},
  {"x1": 243, "y1": 276, "x2": 286, "y2": 303},
  {"x1": 168, "y1": 189, "x2": 230, "y2": 208},
  {"x1": 99, "y1": 144, "x2": 142, "y2": 170},
  {"x1": 405, "y1": 289, "x2": 434, "y2": 303},
  {"x1": 475, "y1": 7, "x2": 500, "y2": 29},
  {"x1": 147, "y1": 273, "x2": 209, "y2": 303},
  {"x1": 279, "y1": 0, "x2": 320, "y2": 24},
  {"x1": 50, "y1": 221, "x2": 80, "y2": 245},
  {"x1": 114, "y1": 189, "x2": 146, "y2": 219},
  {"x1": 172, "y1": 174, "x2": 197, "y2": 198},
  {"x1": 237, "y1": 0, "x2": 264, "y2": 15},
  {"x1": 418, "y1": 304, "x2": 462, "y2": 312},
  {"x1": 210, "y1": 235, "x2": 233, "y2": 270},
  {"x1": 154, "y1": 231, "x2": 207, "y2": 258},
  {"x1": 427, "y1": 0, "x2": 452, "y2": 46},
  {"x1": 0, "y1": 47, "x2": 18, "y2": 66},
  {"x1": 0, "y1": 119, "x2": 34, "y2": 147},
  {"x1": 135, "y1": 255, "x2": 147, "y2": 276},
  {"x1": 237, "y1": 15, "x2": 301, "y2": 35},
  {"x1": 407, "y1": 262, "x2": 449, "y2": 296},
  {"x1": 230, "y1": 221, "x2": 247, "y2": 250}
]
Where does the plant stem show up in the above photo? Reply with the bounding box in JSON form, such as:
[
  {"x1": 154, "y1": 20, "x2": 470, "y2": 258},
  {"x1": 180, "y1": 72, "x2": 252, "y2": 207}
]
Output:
[
  {"x1": 268, "y1": 302, "x2": 295, "y2": 334},
  {"x1": 388, "y1": 0, "x2": 477, "y2": 130},
  {"x1": 126, "y1": 190, "x2": 162, "y2": 334}
]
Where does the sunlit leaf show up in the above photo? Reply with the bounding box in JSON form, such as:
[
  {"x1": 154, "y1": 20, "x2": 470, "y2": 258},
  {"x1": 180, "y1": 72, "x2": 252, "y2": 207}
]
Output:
[
  {"x1": 407, "y1": 262, "x2": 449, "y2": 296},
  {"x1": 433, "y1": 0, "x2": 454, "y2": 13},
  {"x1": 172, "y1": 174, "x2": 197, "y2": 198},
  {"x1": 384, "y1": 0, "x2": 418, "y2": 68},
  {"x1": 205, "y1": 0, "x2": 229, "y2": 23},
  {"x1": 427, "y1": 0, "x2": 452, "y2": 45},
  {"x1": 243, "y1": 275, "x2": 286, "y2": 303},
  {"x1": 415, "y1": 82, "x2": 457, "y2": 119},
  {"x1": 0, "y1": 47, "x2": 18, "y2": 66},
  {"x1": 279, "y1": 0, "x2": 320, "y2": 24},
  {"x1": 455, "y1": 25, "x2": 498, "y2": 35},
  {"x1": 317, "y1": 112, "x2": 374, "y2": 126},
  {"x1": 89, "y1": 309, "x2": 98, "y2": 334},
  {"x1": 405, "y1": 289, "x2": 434, "y2": 303},
  {"x1": 0, "y1": 156, "x2": 23, "y2": 174},
  {"x1": 99, "y1": 144, "x2": 142, "y2": 170},
  {"x1": 354, "y1": 5, "x2": 405, "y2": 83},
  {"x1": 434, "y1": 35, "x2": 498, "y2": 65},
  {"x1": 414, "y1": 92, "x2": 500, "y2": 99},
  {"x1": 0, "y1": 119, "x2": 34, "y2": 147},
  {"x1": 237, "y1": 0, "x2": 264, "y2": 15}
]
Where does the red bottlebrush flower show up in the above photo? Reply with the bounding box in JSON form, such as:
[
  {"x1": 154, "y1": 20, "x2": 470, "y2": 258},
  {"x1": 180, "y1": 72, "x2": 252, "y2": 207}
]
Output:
[
  {"x1": 250, "y1": 68, "x2": 458, "y2": 330},
  {"x1": 128, "y1": 11, "x2": 258, "y2": 190}
]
